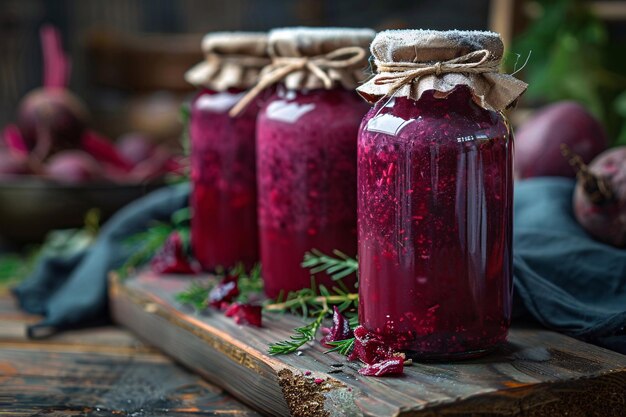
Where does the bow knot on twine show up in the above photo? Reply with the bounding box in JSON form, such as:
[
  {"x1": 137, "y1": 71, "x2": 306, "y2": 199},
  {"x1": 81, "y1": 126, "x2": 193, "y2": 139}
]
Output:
[
  {"x1": 374, "y1": 49, "x2": 499, "y2": 98},
  {"x1": 229, "y1": 46, "x2": 367, "y2": 117}
]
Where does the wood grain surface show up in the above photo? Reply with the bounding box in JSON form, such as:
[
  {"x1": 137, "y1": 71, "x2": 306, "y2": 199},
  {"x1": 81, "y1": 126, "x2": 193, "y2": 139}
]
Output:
[
  {"x1": 111, "y1": 271, "x2": 626, "y2": 417},
  {"x1": 0, "y1": 294, "x2": 260, "y2": 417}
]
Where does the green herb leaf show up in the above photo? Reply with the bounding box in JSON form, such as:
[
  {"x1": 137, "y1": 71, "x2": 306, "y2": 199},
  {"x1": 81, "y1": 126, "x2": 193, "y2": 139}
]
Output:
[
  {"x1": 324, "y1": 337, "x2": 355, "y2": 356},
  {"x1": 175, "y1": 281, "x2": 211, "y2": 311},
  {"x1": 236, "y1": 263, "x2": 264, "y2": 303},
  {"x1": 301, "y1": 249, "x2": 358, "y2": 286},
  {"x1": 268, "y1": 310, "x2": 327, "y2": 355}
]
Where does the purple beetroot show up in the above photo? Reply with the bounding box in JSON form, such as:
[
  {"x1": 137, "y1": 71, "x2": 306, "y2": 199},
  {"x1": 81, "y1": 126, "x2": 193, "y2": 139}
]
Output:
[
  {"x1": 45, "y1": 150, "x2": 103, "y2": 184},
  {"x1": 566, "y1": 145, "x2": 626, "y2": 247},
  {"x1": 17, "y1": 25, "x2": 88, "y2": 158},
  {"x1": 515, "y1": 102, "x2": 608, "y2": 179},
  {"x1": 0, "y1": 151, "x2": 31, "y2": 179},
  {"x1": 151, "y1": 232, "x2": 199, "y2": 275},
  {"x1": 18, "y1": 88, "x2": 88, "y2": 154},
  {"x1": 116, "y1": 133, "x2": 156, "y2": 165}
]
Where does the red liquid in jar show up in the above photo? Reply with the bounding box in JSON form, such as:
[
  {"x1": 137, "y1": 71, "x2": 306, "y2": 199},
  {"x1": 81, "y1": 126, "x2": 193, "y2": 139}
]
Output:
[
  {"x1": 257, "y1": 88, "x2": 369, "y2": 298},
  {"x1": 190, "y1": 89, "x2": 259, "y2": 270},
  {"x1": 357, "y1": 86, "x2": 513, "y2": 359}
]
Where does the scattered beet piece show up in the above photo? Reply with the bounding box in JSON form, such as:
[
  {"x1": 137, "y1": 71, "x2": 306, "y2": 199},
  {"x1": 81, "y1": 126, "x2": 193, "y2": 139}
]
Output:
[
  {"x1": 0, "y1": 151, "x2": 31, "y2": 179},
  {"x1": 314, "y1": 378, "x2": 324, "y2": 384},
  {"x1": 304, "y1": 370, "x2": 312, "y2": 376},
  {"x1": 208, "y1": 275, "x2": 240, "y2": 308},
  {"x1": 347, "y1": 326, "x2": 407, "y2": 377},
  {"x1": 358, "y1": 357, "x2": 404, "y2": 377},
  {"x1": 224, "y1": 302, "x2": 262, "y2": 327},
  {"x1": 321, "y1": 306, "x2": 353, "y2": 347},
  {"x1": 151, "y1": 232, "x2": 198, "y2": 274},
  {"x1": 348, "y1": 326, "x2": 397, "y2": 364},
  {"x1": 45, "y1": 150, "x2": 103, "y2": 184}
]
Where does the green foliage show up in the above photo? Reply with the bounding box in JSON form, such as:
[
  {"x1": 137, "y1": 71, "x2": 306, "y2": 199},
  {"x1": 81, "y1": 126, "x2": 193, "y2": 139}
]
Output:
[
  {"x1": 0, "y1": 251, "x2": 38, "y2": 286},
  {"x1": 0, "y1": 209, "x2": 101, "y2": 286},
  {"x1": 234, "y1": 263, "x2": 264, "y2": 303},
  {"x1": 511, "y1": 0, "x2": 626, "y2": 141}
]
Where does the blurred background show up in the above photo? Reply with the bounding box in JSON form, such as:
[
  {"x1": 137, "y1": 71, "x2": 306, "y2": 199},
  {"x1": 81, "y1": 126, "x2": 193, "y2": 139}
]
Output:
[
  {"x1": 0, "y1": 0, "x2": 496, "y2": 143},
  {"x1": 0, "y1": 0, "x2": 625, "y2": 271},
  {"x1": 1, "y1": 0, "x2": 625, "y2": 143}
]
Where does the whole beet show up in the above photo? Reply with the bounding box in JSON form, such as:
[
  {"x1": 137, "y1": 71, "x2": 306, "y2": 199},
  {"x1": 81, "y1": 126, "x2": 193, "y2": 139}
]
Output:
[
  {"x1": 0, "y1": 152, "x2": 31, "y2": 179},
  {"x1": 45, "y1": 150, "x2": 103, "y2": 184},
  {"x1": 116, "y1": 132, "x2": 155, "y2": 165},
  {"x1": 515, "y1": 102, "x2": 608, "y2": 179},
  {"x1": 571, "y1": 146, "x2": 626, "y2": 247},
  {"x1": 17, "y1": 88, "x2": 88, "y2": 153}
]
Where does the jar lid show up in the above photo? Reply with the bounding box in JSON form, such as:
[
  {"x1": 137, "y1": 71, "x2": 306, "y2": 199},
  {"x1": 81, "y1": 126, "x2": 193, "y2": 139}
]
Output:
[
  {"x1": 357, "y1": 30, "x2": 527, "y2": 111},
  {"x1": 268, "y1": 27, "x2": 375, "y2": 90},
  {"x1": 185, "y1": 32, "x2": 270, "y2": 91},
  {"x1": 228, "y1": 27, "x2": 375, "y2": 116}
]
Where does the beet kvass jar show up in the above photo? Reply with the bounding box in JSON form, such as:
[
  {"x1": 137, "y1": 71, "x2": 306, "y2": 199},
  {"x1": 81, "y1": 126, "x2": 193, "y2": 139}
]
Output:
[
  {"x1": 231, "y1": 27, "x2": 374, "y2": 298},
  {"x1": 356, "y1": 30, "x2": 527, "y2": 359},
  {"x1": 185, "y1": 33, "x2": 270, "y2": 271}
]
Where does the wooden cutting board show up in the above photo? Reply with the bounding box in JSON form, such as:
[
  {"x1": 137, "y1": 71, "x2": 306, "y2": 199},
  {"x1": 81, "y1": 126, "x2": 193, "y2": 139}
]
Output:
[{"x1": 110, "y1": 270, "x2": 626, "y2": 417}]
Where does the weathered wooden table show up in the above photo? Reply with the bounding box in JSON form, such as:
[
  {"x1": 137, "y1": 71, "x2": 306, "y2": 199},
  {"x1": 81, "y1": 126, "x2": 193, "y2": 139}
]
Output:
[
  {"x1": 0, "y1": 293, "x2": 260, "y2": 416},
  {"x1": 111, "y1": 271, "x2": 626, "y2": 417}
]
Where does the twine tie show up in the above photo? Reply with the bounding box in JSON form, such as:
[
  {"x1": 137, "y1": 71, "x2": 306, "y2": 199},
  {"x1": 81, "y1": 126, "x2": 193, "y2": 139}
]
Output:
[
  {"x1": 374, "y1": 49, "x2": 499, "y2": 98},
  {"x1": 229, "y1": 46, "x2": 367, "y2": 117}
]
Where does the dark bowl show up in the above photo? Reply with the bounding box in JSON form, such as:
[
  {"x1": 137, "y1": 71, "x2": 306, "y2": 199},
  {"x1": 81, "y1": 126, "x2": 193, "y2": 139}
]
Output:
[{"x1": 0, "y1": 178, "x2": 165, "y2": 246}]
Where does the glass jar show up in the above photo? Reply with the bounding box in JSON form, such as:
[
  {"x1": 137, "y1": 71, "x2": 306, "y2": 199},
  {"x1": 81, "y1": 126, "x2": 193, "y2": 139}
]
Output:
[
  {"x1": 257, "y1": 87, "x2": 369, "y2": 298},
  {"x1": 357, "y1": 85, "x2": 513, "y2": 358},
  {"x1": 190, "y1": 88, "x2": 259, "y2": 270}
]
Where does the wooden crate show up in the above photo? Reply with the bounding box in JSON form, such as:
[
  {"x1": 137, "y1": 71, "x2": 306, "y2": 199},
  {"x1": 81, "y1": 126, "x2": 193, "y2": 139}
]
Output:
[{"x1": 110, "y1": 271, "x2": 626, "y2": 417}]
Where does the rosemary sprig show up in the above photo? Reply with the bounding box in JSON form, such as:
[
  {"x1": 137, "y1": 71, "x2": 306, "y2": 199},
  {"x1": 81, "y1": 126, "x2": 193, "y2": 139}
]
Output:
[
  {"x1": 266, "y1": 251, "x2": 360, "y2": 355},
  {"x1": 325, "y1": 337, "x2": 355, "y2": 356},
  {"x1": 175, "y1": 263, "x2": 263, "y2": 309},
  {"x1": 264, "y1": 290, "x2": 358, "y2": 317},
  {"x1": 301, "y1": 249, "x2": 358, "y2": 288},
  {"x1": 175, "y1": 281, "x2": 211, "y2": 311},
  {"x1": 235, "y1": 263, "x2": 264, "y2": 302},
  {"x1": 268, "y1": 309, "x2": 327, "y2": 355}
]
